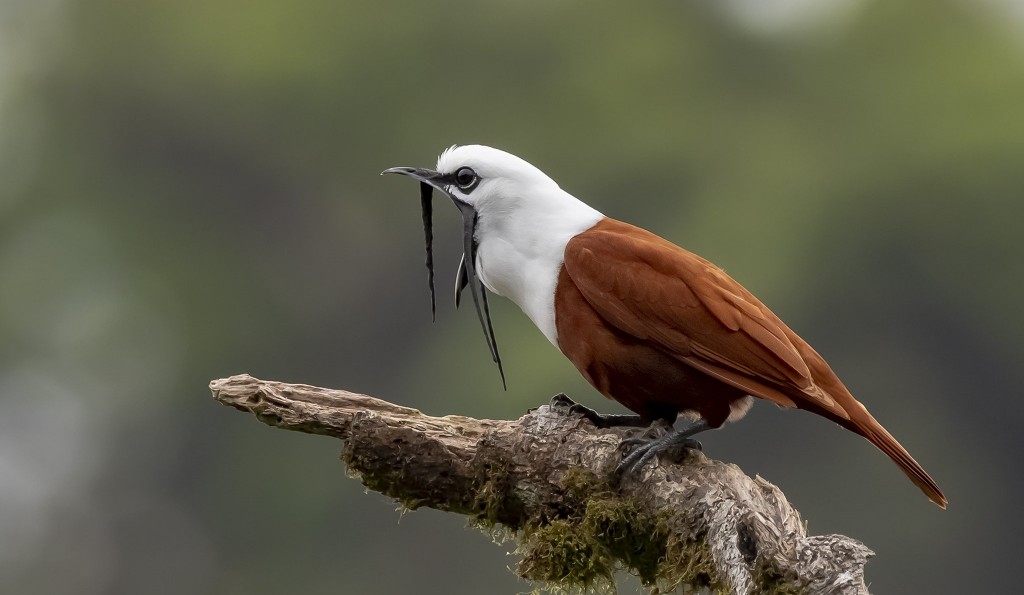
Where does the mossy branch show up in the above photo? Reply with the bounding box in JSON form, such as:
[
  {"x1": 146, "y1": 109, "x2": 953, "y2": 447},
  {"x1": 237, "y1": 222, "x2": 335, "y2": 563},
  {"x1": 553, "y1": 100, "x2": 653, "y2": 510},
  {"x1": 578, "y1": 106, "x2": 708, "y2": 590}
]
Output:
[{"x1": 210, "y1": 374, "x2": 873, "y2": 595}]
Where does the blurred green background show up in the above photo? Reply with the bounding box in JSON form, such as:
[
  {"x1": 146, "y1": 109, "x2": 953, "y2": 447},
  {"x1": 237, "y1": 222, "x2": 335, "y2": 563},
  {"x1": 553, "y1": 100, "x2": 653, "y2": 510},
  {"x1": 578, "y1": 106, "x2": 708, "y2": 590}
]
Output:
[{"x1": 2, "y1": 0, "x2": 1022, "y2": 593}]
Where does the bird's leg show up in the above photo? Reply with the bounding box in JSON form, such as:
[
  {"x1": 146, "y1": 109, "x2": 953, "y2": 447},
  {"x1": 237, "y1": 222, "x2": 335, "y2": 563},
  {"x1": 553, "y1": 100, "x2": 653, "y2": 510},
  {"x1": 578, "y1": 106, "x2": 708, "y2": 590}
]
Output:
[
  {"x1": 548, "y1": 394, "x2": 646, "y2": 428},
  {"x1": 619, "y1": 418, "x2": 675, "y2": 447},
  {"x1": 614, "y1": 418, "x2": 711, "y2": 482}
]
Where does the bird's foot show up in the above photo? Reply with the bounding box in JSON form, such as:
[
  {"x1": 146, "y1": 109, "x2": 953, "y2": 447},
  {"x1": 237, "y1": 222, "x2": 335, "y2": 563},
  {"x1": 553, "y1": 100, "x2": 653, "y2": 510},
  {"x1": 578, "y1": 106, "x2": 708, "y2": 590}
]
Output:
[
  {"x1": 533, "y1": 393, "x2": 579, "y2": 414},
  {"x1": 614, "y1": 419, "x2": 710, "y2": 483},
  {"x1": 548, "y1": 393, "x2": 577, "y2": 410},
  {"x1": 547, "y1": 394, "x2": 647, "y2": 428},
  {"x1": 618, "y1": 418, "x2": 675, "y2": 448}
]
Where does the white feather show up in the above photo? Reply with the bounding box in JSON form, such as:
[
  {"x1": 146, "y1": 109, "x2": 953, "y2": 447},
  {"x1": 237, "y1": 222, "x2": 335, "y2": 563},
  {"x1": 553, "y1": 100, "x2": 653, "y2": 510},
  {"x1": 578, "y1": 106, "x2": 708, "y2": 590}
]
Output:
[{"x1": 436, "y1": 145, "x2": 603, "y2": 345}]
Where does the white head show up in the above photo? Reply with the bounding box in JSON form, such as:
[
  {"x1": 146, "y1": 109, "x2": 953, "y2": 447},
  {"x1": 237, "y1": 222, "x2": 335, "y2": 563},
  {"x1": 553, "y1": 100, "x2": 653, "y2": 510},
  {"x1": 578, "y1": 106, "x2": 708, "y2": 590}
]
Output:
[
  {"x1": 432, "y1": 144, "x2": 560, "y2": 215},
  {"x1": 383, "y1": 145, "x2": 603, "y2": 366},
  {"x1": 430, "y1": 145, "x2": 603, "y2": 249}
]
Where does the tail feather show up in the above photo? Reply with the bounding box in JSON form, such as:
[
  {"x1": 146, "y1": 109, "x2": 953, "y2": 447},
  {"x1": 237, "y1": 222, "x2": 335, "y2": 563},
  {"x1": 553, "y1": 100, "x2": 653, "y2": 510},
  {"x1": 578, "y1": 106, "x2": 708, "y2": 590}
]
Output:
[{"x1": 855, "y1": 414, "x2": 947, "y2": 509}]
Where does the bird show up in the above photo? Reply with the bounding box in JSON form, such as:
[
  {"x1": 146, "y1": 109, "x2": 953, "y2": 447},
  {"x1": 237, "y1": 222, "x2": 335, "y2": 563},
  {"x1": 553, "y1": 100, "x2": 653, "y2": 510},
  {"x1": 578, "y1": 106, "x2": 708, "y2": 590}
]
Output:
[{"x1": 382, "y1": 144, "x2": 947, "y2": 509}]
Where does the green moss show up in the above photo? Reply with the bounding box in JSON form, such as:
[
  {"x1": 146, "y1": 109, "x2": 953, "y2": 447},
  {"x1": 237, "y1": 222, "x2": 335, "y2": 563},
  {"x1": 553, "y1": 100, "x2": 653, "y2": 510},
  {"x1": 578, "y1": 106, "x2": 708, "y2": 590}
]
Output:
[
  {"x1": 471, "y1": 459, "x2": 529, "y2": 530},
  {"x1": 581, "y1": 497, "x2": 665, "y2": 585},
  {"x1": 658, "y1": 533, "x2": 720, "y2": 594},
  {"x1": 517, "y1": 518, "x2": 615, "y2": 590},
  {"x1": 342, "y1": 449, "x2": 409, "y2": 507},
  {"x1": 354, "y1": 452, "x2": 750, "y2": 593},
  {"x1": 560, "y1": 467, "x2": 613, "y2": 502},
  {"x1": 471, "y1": 467, "x2": 724, "y2": 594}
]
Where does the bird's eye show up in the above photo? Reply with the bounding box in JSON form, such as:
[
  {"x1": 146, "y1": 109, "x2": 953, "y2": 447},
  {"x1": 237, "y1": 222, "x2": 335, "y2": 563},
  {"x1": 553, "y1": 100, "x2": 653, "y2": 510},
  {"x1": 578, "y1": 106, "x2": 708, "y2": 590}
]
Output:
[{"x1": 454, "y1": 167, "x2": 479, "y2": 190}]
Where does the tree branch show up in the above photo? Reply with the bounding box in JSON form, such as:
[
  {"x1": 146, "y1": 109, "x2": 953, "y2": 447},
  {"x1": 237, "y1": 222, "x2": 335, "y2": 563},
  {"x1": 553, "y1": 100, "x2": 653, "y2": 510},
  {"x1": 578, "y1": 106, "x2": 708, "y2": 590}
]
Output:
[{"x1": 210, "y1": 374, "x2": 873, "y2": 594}]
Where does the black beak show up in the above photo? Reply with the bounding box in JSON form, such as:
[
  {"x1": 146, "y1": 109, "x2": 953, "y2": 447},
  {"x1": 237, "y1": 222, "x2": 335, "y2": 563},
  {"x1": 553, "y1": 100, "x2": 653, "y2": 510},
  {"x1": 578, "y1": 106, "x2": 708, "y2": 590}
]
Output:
[
  {"x1": 382, "y1": 166, "x2": 506, "y2": 389},
  {"x1": 381, "y1": 167, "x2": 446, "y2": 194}
]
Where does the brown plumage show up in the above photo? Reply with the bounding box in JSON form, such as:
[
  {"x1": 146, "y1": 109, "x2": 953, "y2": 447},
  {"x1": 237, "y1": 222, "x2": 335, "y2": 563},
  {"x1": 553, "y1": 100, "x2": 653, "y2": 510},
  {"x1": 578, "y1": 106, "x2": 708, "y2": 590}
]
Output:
[{"x1": 555, "y1": 217, "x2": 947, "y2": 508}]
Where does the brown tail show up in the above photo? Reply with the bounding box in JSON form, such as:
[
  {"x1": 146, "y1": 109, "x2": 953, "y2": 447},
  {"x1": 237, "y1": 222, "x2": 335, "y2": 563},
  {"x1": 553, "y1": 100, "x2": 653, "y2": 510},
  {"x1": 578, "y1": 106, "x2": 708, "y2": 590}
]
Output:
[{"x1": 851, "y1": 412, "x2": 947, "y2": 509}]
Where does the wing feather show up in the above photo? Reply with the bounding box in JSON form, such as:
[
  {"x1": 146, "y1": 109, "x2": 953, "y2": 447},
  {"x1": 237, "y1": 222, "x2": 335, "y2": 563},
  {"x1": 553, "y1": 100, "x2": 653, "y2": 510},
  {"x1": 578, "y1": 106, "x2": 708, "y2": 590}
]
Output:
[
  {"x1": 563, "y1": 219, "x2": 843, "y2": 416},
  {"x1": 561, "y1": 218, "x2": 947, "y2": 506}
]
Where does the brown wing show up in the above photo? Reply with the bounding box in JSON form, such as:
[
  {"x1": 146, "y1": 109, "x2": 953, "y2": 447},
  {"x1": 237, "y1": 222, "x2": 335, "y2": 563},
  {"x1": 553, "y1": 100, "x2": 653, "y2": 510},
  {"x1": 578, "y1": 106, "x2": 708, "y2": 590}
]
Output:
[
  {"x1": 562, "y1": 217, "x2": 947, "y2": 508},
  {"x1": 563, "y1": 218, "x2": 846, "y2": 418}
]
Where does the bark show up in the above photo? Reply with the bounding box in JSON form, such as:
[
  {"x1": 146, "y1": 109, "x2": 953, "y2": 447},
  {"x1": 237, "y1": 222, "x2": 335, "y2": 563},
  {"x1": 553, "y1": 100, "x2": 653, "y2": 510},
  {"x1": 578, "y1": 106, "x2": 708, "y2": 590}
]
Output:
[{"x1": 210, "y1": 374, "x2": 873, "y2": 595}]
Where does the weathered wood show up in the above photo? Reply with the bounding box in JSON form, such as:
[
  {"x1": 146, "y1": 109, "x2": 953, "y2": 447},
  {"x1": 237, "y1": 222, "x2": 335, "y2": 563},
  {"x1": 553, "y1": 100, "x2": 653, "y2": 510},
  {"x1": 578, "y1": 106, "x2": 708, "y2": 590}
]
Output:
[{"x1": 210, "y1": 374, "x2": 873, "y2": 594}]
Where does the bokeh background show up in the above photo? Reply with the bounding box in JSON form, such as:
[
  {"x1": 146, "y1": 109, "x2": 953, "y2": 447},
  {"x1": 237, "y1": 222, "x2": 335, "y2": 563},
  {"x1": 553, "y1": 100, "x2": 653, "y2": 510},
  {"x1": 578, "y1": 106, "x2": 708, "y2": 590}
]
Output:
[{"x1": 2, "y1": 0, "x2": 1022, "y2": 593}]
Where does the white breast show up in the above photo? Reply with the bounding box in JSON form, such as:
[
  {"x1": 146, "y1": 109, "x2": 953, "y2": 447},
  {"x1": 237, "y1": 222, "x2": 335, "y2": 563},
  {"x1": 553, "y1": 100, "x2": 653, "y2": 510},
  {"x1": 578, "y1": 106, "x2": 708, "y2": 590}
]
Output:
[{"x1": 474, "y1": 190, "x2": 603, "y2": 346}]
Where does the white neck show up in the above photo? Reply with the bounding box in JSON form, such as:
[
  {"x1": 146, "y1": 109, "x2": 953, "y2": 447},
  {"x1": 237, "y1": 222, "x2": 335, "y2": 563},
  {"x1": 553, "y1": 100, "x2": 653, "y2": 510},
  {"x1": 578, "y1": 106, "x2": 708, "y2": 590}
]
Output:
[{"x1": 473, "y1": 188, "x2": 603, "y2": 346}]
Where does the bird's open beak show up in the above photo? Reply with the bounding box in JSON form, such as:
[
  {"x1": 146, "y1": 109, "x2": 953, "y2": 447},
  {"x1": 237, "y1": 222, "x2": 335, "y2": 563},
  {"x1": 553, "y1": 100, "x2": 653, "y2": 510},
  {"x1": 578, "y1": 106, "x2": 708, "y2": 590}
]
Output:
[
  {"x1": 382, "y1": 167, "x2": 446, "y2": 194},
  {"x1": 382, "y1": 164, "x2": 506, "y2": 389}
]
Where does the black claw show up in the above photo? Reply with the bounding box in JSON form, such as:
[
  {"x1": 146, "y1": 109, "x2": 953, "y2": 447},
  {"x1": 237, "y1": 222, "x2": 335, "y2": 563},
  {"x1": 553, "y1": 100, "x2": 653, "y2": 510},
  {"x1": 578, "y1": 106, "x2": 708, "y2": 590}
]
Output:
[
  {"x1": 545, "y1": 395, "x2": 645, "y2": 428},
  {"x1": 618, "y1": 436, "x2": 648, "y2": 454},
  {"x1": 662, "y1": 438, "x2": 702, "y2": 464},
  {"x1": 567, "y1": 403, "x2": 605, "y2": 426},
  {"x1": 548, "y1": 395, "x2": 607, "y2": 426},
  {"x1": 613, "y1": 419, "x2": 711, "y2": 483},
  {"x1": 577, "y1": 408, "x2": 647, "y2": 429},
  {"x1": 549, "y1": 393, "x2": 577, "y2": 409}
]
